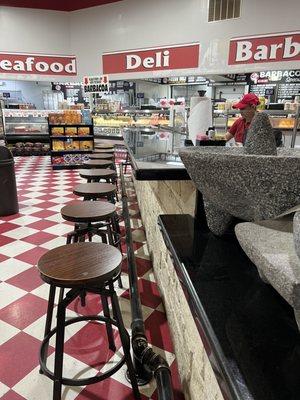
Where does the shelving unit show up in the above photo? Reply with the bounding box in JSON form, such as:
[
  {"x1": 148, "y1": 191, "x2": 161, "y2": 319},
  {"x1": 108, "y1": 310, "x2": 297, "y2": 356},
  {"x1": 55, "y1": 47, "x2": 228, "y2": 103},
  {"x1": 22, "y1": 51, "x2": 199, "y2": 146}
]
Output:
[
  {"x1": 3, "y1": 109, "x2": 50, "y2": 155},
  {"x1": 49, "y1": 124, "x2": 94, "y2": 170},
  {"x1": 213, "y1": 109, "x2": 300, "y2": 147},
  {"x1": 93, "y1": 109, "x2": 170, "y2": 140}
]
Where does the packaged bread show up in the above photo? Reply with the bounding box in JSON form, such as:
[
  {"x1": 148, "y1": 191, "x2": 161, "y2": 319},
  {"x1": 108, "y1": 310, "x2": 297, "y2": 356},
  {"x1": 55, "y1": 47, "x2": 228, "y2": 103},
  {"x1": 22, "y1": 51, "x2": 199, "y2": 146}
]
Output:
[
  {"x1": 51, "y1": 127, "x2": 64, "y2": 136},
  {"x1": 49, "y1": 113, "x2": 64, "y2": 125},
  {"x1": 65, "y1": 139, "x2": 80, "y2": 150},
  {"x1": 78, "y1": 127, "x2": 90, "y2": 136},
  {"x1": 65, "y1": 127, "x2": 77, "y2": 136},
  {"x1": 80, "y1": 140, "x2": 93, "y2": 150},
  {"x1": 52, "y1": 140, "x2": 65, "y2": 151},
  {"x1": 72, "y1": 141, "x2": 80, "y2": 150}
]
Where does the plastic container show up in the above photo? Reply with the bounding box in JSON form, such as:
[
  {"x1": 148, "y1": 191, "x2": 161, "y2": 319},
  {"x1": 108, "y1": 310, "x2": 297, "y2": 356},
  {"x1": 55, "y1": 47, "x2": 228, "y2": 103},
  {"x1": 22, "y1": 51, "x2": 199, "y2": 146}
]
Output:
[{"x1": 0, "y1": 146, "x2": 19, "y2": 216}]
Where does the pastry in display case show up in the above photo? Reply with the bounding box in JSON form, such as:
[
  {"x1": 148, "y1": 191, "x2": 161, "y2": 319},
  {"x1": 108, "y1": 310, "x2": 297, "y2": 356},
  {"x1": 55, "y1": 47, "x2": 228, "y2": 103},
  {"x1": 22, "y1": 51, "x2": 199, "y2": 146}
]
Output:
[{"x1": 93, "y1": 109, "x2": 170, "y2": 139}]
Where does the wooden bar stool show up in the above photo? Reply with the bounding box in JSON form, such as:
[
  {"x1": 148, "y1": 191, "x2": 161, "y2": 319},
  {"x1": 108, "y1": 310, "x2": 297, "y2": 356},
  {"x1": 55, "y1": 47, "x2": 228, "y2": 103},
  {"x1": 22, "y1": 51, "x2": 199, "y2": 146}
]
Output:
[
  {"x1": 38, "y1": 242, "x2": 140, "y2": 400},
  {"x1": 79, "y1": 168, "x2": 116, "y2": 183},
  {"x1": 83, "y1": 159, "x2": 113, "y2": 169},
  {"x1": 73, "y1": 182, "x2": 117, "y2": 203},
  {"x1": 61, "y1": 200, "x2": 120, "y2": 245},
  {"x1": 61, "y1": 200, "x2": 122, "y2": 290}
]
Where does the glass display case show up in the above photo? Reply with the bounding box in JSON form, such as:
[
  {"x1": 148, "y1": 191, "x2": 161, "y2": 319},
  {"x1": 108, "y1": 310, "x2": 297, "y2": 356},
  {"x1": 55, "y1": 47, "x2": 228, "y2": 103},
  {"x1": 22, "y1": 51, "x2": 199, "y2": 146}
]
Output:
[
  {"x1": 3, "y1": 109, "x2": 50, "y2": 155},
  {"x1": 123, "y1": 125, "x2": 186, "y2": 167},
  {"x1": 213, "y1": 109, "x2": 300, "y2": 147},
  {"x1": 93, "y1": 109, "x2": 169, "y2": 139}
]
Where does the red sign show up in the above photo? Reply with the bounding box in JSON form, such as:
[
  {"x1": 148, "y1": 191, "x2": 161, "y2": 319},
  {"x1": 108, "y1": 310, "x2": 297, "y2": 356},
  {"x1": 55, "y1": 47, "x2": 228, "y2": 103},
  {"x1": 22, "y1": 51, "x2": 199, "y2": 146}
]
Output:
[
  {"x1": 229, "y1": 31, "x2": 300, "y2": 65},
  {"x1": 0, "y1": 52, "x2": 77, "y2": 75},
  {"x1": 102, "y1": 43, "x2": 200, "y2": 74}
]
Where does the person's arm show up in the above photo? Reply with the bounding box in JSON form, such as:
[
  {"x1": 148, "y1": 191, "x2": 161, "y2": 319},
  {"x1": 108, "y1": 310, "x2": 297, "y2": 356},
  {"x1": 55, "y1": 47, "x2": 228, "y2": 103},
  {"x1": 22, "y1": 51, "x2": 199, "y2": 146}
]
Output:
[
  {"x1": 225, "y1": 131, "x2": 234, "y2": 141},
  {"x1": 225, "y1": 118, "x2": 238, "y2": 141}
]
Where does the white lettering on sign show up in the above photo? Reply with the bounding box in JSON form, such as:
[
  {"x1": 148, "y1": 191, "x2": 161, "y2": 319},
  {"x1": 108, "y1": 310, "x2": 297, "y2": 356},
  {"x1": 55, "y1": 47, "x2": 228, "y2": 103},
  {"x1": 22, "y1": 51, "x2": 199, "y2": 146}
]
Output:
[
  {"x1": 0, "y1": 54, "x2": 77, "y2": 75},
  {"x1": 0, "y1": 60, "x2": 12, "y2": 70},
  {"x1": 126, "y1": 50, "x2": 170, "y2": 70},
  {"x1": 231, "y1": 32, "x2": 300, "y2": 64},
  {"x1": 283, "y1": 36, "x2": 300, "y2": 59},
  {"x1": 235, "y1": 41, "x2": 252, "y2": 62}
]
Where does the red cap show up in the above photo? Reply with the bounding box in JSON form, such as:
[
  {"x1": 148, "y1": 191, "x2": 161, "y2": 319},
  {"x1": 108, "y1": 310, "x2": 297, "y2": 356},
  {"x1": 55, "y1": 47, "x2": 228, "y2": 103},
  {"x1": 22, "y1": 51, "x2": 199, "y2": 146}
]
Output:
[{"x1": 233, "y1": 93, "x2": 260, "y2": 110}]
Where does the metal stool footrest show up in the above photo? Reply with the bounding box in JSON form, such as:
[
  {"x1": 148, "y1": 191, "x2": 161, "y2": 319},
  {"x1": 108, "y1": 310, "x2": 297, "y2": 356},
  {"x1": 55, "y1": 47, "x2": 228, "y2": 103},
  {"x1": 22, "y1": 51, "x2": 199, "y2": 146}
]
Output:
[{"x1": 39, "y1": 314, "x2": 126, "y2": 386}]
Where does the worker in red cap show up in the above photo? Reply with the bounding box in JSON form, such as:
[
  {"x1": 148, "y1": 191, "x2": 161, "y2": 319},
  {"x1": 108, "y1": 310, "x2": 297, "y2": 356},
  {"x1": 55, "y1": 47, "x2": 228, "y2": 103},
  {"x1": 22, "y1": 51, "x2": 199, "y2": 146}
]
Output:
[{"x1": 225, "y1": 93, "x2": 260, "y2": 144}]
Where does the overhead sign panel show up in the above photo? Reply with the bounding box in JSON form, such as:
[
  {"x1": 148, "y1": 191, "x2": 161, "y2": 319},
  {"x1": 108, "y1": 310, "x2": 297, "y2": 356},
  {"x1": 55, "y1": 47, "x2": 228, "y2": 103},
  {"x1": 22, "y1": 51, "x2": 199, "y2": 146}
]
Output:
[
  {"x1": 228, "y1": 31, "x2": 300, "y2": 65},
  {"x1": 102, "y1": 43, "x2": 200, "y2": 74}
]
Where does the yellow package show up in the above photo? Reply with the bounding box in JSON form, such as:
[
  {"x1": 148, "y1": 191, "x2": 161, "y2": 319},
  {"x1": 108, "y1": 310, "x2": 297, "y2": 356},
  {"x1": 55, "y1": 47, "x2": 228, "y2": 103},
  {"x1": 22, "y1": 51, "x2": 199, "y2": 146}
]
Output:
[
  {"x1": 51, "y1": 127, "x2": 64, "y2": 136},
  {"x1": 52, "y1": 140, "x2": 65, "y2": 151},
  {"x1": 80, "y1": 141, "x2": 93, "y2": 150},
  {"x1": 78, "y1": 127, "x2": 90, "y2": 136},
  {"x1": 65, "y1": 127, "x2": 77, "y2": 136}
]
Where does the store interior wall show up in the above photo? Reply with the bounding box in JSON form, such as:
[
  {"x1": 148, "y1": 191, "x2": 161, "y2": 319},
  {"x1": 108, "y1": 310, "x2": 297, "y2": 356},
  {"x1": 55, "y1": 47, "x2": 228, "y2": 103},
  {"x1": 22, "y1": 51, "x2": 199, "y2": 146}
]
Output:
[
  {"x1": 0, "y1": 81, "x2": 52, "y2": 109},
  {"x1": 69, "y1": 0, "x2": 300, "y2": 79},
  {"x1": 1, "y1": 0, "x2": 300, "y2": 80},
  {"x1": 0, "y1": 6, "x2": 71, "y2": 82},
  {"x1": 214, "y1": 85, "x2": 246, "y2": 101},
  {"x1": 134, "y1": 81, "x2": 170, "y2": 102}
]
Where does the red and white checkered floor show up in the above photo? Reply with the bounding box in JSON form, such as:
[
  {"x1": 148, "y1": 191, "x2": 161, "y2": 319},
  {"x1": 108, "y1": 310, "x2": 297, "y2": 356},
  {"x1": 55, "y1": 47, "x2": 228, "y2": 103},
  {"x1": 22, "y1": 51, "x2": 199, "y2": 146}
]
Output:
[{"x1": 0, "y1": 156, "x2": 184, "y2": 400}]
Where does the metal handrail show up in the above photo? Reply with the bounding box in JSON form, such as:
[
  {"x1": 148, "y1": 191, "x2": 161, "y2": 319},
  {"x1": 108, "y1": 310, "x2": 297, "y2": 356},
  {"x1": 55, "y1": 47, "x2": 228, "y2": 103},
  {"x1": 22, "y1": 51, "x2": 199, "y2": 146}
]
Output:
[{"x1": 120, "y1": 163, "x2": 174, "y2": 400}]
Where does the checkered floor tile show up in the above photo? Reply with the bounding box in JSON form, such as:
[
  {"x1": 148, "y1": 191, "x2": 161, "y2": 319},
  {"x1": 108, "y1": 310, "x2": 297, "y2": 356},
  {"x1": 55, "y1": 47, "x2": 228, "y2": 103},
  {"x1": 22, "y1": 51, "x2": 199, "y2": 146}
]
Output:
[{"x1": 0, "y1": 156, "x2": 184, "y2": 400}]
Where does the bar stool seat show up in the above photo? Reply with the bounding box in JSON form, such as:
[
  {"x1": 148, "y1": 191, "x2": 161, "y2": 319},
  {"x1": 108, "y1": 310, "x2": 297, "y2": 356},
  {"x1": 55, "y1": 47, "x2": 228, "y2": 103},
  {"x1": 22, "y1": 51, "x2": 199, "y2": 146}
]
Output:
[
  {"x1": 83, "y1": 159, "x2": 113, "y2": 169},
  {"x1": 38, "y1": 242, "x2": 121, "y2": 287},
  {"x1": 89, "y1": 153, "x2": 114, "y2": 160},
  {"x1": 93, "y1": 148, "x2": 114, "y2": 154},
  {"x1": 95, "y1": 143, "x2": 114, "y2": 150},
  {"x1": 79, "y1": 168, "x2": 116, "y2": 183},
  {"x1": 38, "y1": 242, "x2": 140, "y2": 400},
  {"x1": 61, "y1": 200, "x2": 116, "y2": 223},
  {"x1": 73, "y1": 182, "x2": 116, "y2": 201}
]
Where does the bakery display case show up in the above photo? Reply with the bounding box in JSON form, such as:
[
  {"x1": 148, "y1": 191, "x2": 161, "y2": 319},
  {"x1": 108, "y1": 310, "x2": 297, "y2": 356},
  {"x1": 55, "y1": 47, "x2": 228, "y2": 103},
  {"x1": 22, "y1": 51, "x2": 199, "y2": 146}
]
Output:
[
  {"x1": 3, "y1": 109, "x2": 50, "y2": 155},
  {"x1": 213, "y1": 109, "x2": 300, "y2": 147},
  {"x1": 93, "y1": 109, "x2": 169, "y2": 139},
  {"x1": 48, "y1": 110, "x2": 94, "y2": 169}
]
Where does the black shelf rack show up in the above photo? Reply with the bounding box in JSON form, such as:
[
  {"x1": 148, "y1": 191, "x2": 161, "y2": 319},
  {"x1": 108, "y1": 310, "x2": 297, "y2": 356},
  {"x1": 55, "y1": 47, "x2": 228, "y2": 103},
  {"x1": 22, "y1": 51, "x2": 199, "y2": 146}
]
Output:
[{"x1": 49, "y1": 123, "x2": 94, "y2": 170}]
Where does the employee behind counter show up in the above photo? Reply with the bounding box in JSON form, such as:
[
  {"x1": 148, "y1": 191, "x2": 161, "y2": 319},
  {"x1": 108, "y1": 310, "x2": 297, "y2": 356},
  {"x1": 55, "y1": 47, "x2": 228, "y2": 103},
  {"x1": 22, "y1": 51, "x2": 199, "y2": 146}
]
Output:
[{"x1": 225, "y1": 93, "x2": 282, "y2": 146}]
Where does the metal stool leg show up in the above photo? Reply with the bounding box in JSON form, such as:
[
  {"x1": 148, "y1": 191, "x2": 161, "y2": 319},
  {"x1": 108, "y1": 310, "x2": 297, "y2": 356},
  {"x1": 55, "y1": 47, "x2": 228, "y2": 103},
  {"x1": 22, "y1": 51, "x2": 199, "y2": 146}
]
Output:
[
  {"x1": 110, "y1": 284, "x2": 141, "y2": 400},
  {"x1": 101, "y1": 294, "x2": 116, "y2": 351},
  {"x1": 107, "y1": 220, "x2": 123, "y2": 289},
  {"x1": 40, "y1": 284, "x2": 56, "y2": 373},
  {"x1": 53, "y1": 297, "x2": 66, "y2": 400}
]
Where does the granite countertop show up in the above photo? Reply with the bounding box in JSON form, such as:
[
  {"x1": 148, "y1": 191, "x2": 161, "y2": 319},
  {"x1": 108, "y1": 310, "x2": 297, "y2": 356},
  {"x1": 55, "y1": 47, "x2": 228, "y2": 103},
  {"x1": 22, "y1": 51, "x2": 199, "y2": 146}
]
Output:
[{"x1": 158, "y1": 213, "x2": 300, "y2": 400}]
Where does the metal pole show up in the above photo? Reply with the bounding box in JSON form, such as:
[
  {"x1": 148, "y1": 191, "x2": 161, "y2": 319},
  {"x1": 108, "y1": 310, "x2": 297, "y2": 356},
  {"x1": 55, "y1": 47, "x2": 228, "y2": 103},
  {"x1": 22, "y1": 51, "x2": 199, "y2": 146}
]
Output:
[
  {"x1": 120, "y1": 163, "x2": 174, "y2": 399},
  {"x1": 291, "y1": 108, "x2": 299, "y2": 148}
]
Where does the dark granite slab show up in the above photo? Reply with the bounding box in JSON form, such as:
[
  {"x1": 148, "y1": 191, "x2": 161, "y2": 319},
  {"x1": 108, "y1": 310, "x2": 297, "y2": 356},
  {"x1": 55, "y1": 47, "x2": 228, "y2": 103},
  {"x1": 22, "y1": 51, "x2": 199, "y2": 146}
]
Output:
[
  {"x1": 158, "y1": 214, "x2": 300, "y2": 400},
  {"x1": 127, "y1": 147, "x2": 190, "y2": 181}
]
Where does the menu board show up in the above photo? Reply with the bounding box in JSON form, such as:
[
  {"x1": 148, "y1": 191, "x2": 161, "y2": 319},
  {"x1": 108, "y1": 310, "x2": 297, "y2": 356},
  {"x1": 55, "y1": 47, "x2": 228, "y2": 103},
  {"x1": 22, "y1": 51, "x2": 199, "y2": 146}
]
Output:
[
  {"x1": 249, "y1": 70, "x2": 300, "y2": 101},
  {"x1": 249, "y1": 84, "x2": 276, "y2": 100},
  {"x1": 277, "y1": 83, "x2": 300, "y2": 100}
]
